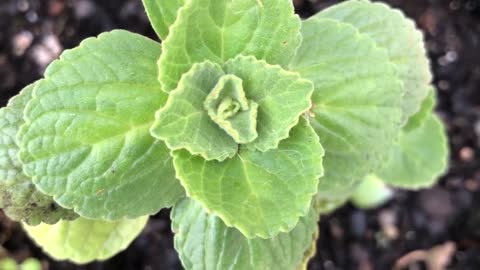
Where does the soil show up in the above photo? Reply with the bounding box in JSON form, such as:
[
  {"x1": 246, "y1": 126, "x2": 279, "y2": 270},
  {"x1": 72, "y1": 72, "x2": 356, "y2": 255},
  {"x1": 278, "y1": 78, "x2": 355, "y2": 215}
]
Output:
[{"x1": 0, "y1": 0, "x2": 479, "y2": 269}]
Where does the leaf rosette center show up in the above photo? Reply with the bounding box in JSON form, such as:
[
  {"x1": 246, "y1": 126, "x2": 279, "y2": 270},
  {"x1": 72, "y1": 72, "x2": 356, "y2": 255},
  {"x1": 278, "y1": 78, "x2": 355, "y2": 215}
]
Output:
[
  {"x1": 204, "y1": 75, "x2": 259, "y2": 144},
  {"x1": 151, "y1": 56, "x2": 314, "y2": 161}
]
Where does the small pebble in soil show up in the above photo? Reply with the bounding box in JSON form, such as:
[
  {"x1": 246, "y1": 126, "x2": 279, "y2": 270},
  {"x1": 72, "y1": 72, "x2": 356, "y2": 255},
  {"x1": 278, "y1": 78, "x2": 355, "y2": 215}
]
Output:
[
  {"x1": 438, "y1": 80, "x2": 450, "y2": 91},
  {"x1": 445, "y1": 50, "x2": 458, "y2": 62},
  {"x1": 459, "y1": 146, "x2": 475, "y2": 162},
  {"x1": 73, "y1": 0, "x2": 96, "y2": 19},
  {"x1": 329, "y1": 218, "x2": 344, "y2": 239},
  {"x1": 450, "y1": 0, "x2": 462, "y2": 10},
  {"x1": 350, "y1": 211, "x2": 367, "y2": 238},
  {"x1": 16, "y1": 0, "x2": 29, "y2": 12},
  {"x1": 464, "y1": 178, "x2": 480, "y2": 192},
  {"x1": 474, "y1": 121, "x2": 480, "y2": 137},
  {"x1": 12, "y1": 31, "x2": 34, "y2": 56},
  {"x1": 323, "y1": 260, "x2": 336, "y2": 270},
  {"x1": 378, "y1": 210, "x2": 399, "y2": 241},
  {"x1": 48, "y1": 0, "x2": 65, "y2": 16},
  {"x1": 418, "y1": 188, "x2": 455, "y2": 235},
  {"x1": 30, "y1": 34, "x2": 62, "y2": 68},
  {"x1": 25, "y1": 11, "x2": 38, "y2": 23}
]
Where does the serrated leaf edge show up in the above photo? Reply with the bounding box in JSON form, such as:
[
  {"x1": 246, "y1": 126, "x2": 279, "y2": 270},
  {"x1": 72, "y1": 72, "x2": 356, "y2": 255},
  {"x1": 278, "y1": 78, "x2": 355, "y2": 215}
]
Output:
[{"x1": 172, "y1": 117, "x2": 324, "y2": 239}]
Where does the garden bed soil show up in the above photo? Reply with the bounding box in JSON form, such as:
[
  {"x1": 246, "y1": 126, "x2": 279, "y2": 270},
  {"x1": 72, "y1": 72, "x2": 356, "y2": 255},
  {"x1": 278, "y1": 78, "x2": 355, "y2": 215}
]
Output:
[{"x1": 1, "y1": 0, "x2": 480, "y2": 269}]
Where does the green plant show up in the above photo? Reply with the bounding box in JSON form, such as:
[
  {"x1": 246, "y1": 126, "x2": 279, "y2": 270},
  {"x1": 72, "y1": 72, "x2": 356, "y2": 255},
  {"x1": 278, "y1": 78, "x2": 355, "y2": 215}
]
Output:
[
  {"x1": 0, "y1": 257, "x2": 42, "y2": 270},
  {"x1": 0, "y1": 0, "x2": 448, "y2": 268}
]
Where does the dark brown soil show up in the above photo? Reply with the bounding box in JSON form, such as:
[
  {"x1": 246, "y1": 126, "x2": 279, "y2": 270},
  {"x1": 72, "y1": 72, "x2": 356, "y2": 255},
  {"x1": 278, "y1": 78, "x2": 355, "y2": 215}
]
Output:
[{"x1": 0, "y1": 0, "x2": 479, "y2": 269}]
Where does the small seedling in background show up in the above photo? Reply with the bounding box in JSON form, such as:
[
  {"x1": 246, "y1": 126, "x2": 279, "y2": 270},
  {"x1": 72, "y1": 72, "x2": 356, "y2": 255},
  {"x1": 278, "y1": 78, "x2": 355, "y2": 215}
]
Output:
[{"x1": 0, "y1": 258, "x2": 42, "y2": 270}]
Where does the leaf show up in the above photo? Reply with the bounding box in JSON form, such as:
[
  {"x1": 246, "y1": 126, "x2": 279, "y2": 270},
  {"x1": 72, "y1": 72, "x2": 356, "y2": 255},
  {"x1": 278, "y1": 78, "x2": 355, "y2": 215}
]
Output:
[
  {"x1": 314, "y1": 0, "x2": 432, "y2": 120},
  {"x1": 290, "y1": 18, "x2": 404, "y2": 200},
  {"x1": 316, "y1": 197, "x2": 348, "y2": 215},
  {"x1": 151, "y1": 56, "x2": 314, "y2": 160},
  {"x1": 403, "y1": 87, "x2": 435, "y2": 132},
  {"x1": 142, "y1": 0, "x2": 186, "y2": 40},
  {"x1": 151, "y1": 61, "x2": 239, "y2": 161},
  {"x1": 224, "y1": 56, "x2": 314, "y2": 152},
  {"x1": 378, "y1": 113, "x2": 449, "y2": 189},
  {"x1": 204, "y1": 75, "x2": 259, "y2": 144},
  {"x1": 23, "y1": 216, "x2": 148, "y2": 264},
  {"x1": 171, "y1": 198, "x2": 320, "y2": 270},
  {"x1": 351, "y1": 174, "x2": 393, "y2": 209},
  {"x1": 0, "y1": 84, "x2": 77, "y2": 225},
  {"x1": 18, "y1": 30, "x2": 185, "y2": 220},
  {"x1": 172, "y1": 118, "x2": 324, "y2": 238},
  {"x1": 20, "y1": 259, "x2": 42, "y2": 270},
  {"x1": 0, "y1": 258, "x2": 16, "y2": 270},
  {"x1": 158, "y1": 0, "x2": 302, "y2": 92}
]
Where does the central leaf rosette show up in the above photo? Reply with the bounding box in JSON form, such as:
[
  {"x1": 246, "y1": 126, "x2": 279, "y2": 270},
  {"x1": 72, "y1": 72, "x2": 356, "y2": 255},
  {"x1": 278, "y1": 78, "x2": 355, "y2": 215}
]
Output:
[
  {"x1": 151, "y1": 56, "x2": 316, "y2": 161},
  {"x1": 204, "y1": 75, "x2": 259, "y2": 144},
  {"x1": 150, "y1": 55, "x2": 324, "y2": 238}
]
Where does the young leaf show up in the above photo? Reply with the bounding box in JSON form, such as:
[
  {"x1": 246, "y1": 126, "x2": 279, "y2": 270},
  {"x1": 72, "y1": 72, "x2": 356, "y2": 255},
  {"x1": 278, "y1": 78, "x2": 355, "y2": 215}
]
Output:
[
  {"x1": 172, "y1": 118, "x2": 324, "y2": 239},
  {"x1": 314, "y1": 0, "x2": 432, "y2": 121},
  {"x1": 204, "y1": 75, "x2": 259, "y2": 144},
  {"x1": 142, "y1": 0, "x2": 186, "y2": 40},
  {"x1": 403, "y1": 87, "x2": 435, "y2": 132},
  {"x1": 158, "y1": 0, "x2": 302, "y2": 92},
  {"x1": 18, "y1": 30, "x2": 185, "y2": 220},
  {"x1": 151, "y1": 56, "x2": 314, "y2": 161},
  {"x1": 290, "y1": 18, "x2": 404, "y2": 200},
  {"x1": 224, "y1": 56, "x2": 314, "y2": 152},
  {"x1": 0, "y1": 84, "x2": 77, "y2": 225},
  {"x1": 351, "y1": 174, "x2": 393, "y2": 209},
  {"x1": 151, "y1": 61, "x2": 239, "y2": 161},
  {"x1": 23, "y1": 216, "x2": 148, "y2": 264},
  {"x1": 378, "y1": 113, "x2": 449, "y2": 189},
  {"x1": 171, "y1": 198, "x2": 320, "y2": 270}
]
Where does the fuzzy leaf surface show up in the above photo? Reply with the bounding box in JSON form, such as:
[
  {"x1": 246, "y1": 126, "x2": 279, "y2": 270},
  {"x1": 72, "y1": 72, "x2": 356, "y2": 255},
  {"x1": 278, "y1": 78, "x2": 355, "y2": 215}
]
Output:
[
  {"x1": 18, "y1": 30, "x2": 185, "y2": 220},
  {"x1": 158, "y1": 0, "x2": 302, "y2": 92},
  {"x1": 172, "y1": 198, "x2": 319, "y2": 270},
  {"x1": 0, "y1": 84, "x2": 77, "y2": 225},
  {"x1": 151, "y1": 56, "x2": 314, "y2": 160},
  {"x1": 142, "y1": 0, "x2": 186, "y2": 40},
  {"x1": 224, "y1": 56, "x2": 314, "y2": 152},
  {"x1": 173, "y1": 118, "x2": 324, "y2": 238},
  {"x1": 290, "y1": 18, "x2": 404, "y2": 200},
  {"x1": 151, "y1": 62, "x2": 238, "y2": 161},
  {"x1": 204, "y1": 74, "x2": 258, "y2": 144},
  {"x1": 378, "y1": 113, "x2": 448, "y2": 189},
  {"x1": 315, "y1": 0, "x2": 432, "y2": 120},
  {"x1": 24, "y1": 216, "x2": 148, "y2": 264}
]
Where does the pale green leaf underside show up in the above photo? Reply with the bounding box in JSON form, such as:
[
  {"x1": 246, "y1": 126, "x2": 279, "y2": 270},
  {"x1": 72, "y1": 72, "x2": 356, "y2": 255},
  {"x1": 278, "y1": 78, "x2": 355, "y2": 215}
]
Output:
[
  {"x1": 142, "y1": 0, "x2": 186, "y2": 40},
  {"x1": 151, "y1": 56, "x2": 314, "y2": 161},
  {"x1": 403, "y1": 87, "x2": 435, "y2": 132},
  {"x1": 378, "y1": 113, "x2": 448, "y2": 189},
  {"x1": 290, "y1": 18, "x2": 404, "y2": 200},
  {"x1": 351, "y1": 174, "x2": 392, "y2": 209},
  {"x1": 158, "y1": 0, "x2": 302, "y2": 92},
  {"x1": 315, "y1": 0, "x2": 432, "y2": 121},
  {"x1": 18, "y1": 30, "x2": 185, "y2": 220},
  {"x1": 24, "y1": 216, "x2": 148, "y2": 264},
  {"x1": 172, "y1": 198, "x2": 319, "y2": 270},
  {"x1": 173, "y1": 118, "x2": 324, "y2": 239},
  {"x1": 0, "y1": 84, "x2": 77, "y2": 225}
]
